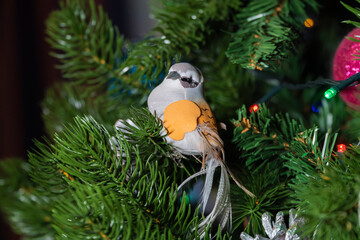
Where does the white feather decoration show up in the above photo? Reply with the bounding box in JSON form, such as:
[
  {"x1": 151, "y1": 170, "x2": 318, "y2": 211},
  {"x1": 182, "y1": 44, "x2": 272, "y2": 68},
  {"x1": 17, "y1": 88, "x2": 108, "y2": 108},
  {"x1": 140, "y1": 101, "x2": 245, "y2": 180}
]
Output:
[{"x1": 177, "y1": 155, "x2": 232, "y2": 238}]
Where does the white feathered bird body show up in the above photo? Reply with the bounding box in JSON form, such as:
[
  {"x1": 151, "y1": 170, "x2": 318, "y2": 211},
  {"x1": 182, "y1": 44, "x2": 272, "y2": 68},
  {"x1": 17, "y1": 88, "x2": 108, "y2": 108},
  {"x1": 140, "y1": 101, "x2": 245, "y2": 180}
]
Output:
[
  {"x1": 148, "y1": 72, "x2": 205, "y2": 155},
  {"x1": 148, "y1": 63, "x2": 253, "y2": 237}
]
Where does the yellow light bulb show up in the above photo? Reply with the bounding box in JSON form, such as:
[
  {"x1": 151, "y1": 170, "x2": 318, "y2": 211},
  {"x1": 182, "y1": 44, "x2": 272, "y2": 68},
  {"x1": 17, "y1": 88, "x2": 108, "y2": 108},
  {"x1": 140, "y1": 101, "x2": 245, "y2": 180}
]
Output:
[{"x1": 304, "y1": 18, "x2": 314, "y2": 28}]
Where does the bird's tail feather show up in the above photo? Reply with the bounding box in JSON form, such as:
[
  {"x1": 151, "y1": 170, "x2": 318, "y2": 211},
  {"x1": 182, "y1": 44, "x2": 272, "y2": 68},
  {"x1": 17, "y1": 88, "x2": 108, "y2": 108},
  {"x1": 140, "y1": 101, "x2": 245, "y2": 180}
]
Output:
[
  {"x1": 198, "y1": 156, "x2": 232, "y2": 238},
  {"x1": 177, "y1": 168, "x2": 207, "y2": 191},
  {"x1": 201, "y1": 156, "x2": 219, "y2": 213},
  {"x1": 177, "y1": 156, "x2": 232, "y2": 238}
]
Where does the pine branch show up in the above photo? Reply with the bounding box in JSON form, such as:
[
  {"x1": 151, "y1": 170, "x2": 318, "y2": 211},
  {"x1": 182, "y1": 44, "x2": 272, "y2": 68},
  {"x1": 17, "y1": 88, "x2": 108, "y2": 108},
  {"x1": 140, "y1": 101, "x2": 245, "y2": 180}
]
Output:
[
  {"x1": 232, "y1": 105, "x2": 349, "y2": 238},
  {"x1": 292, "y1": 145, "x2": 360, "y2": 239},
  {"x1": 283, "y1": 128, "x2": 338, "y2": 187},
  {"x1": 231, "y1": 170, "x2": 291, "y2": 236},
  {"x1": 233, "y1": 104, "x2": 305, "y2": 174},
  {"x1": 226, "y1": 0, "x2": 318, "y2": 71},
  {"x1": 120, "y1": 0, "x2": 241, "y2": 85},
  {"x1": 29, "y1": 139, "x2": 69, "y2": 195},
  {"x1": 119, "y1": 107, "x2": 172, "y2": 157},
  {"x1": 46, "y1": 0, "x2": 132, "y2": 94},
  {"x1": 231, "y1": 104, "x2": 306, "y2": 236},
  {"x1": 23, "y1": 110, "x2": 215, "y2": 239},
  {"x1": 0, "y1": 159, "x2": 55, "y2": 240},
  {"x1": 41, "y1": 82, "x2": 133, "y2": 135},
  {"x1": 51, "y1": 183, "x2": 179, "y2": 240},
  {"x1": 342, "y1": 0, "x2": 360, "y2": 28}
]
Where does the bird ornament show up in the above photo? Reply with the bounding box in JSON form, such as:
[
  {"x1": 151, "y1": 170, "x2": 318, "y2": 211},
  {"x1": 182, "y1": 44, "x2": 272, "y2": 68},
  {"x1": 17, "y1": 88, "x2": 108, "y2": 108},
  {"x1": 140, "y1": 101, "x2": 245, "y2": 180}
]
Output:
[{"x1": 147, "y1": 62, "x2": 254, "y2": 237}]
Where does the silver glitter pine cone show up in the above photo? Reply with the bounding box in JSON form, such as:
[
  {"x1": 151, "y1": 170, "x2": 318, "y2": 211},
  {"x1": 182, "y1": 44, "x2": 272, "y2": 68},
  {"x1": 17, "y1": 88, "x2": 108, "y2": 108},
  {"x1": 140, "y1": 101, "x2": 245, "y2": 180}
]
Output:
[{"x1": 240, "y1": 209, "x2": 307, "y2": 240}]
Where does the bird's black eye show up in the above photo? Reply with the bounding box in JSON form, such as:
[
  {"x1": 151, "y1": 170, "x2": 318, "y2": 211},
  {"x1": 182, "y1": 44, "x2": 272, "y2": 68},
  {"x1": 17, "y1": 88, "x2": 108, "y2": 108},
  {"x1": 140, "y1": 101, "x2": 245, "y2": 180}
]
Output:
[
  {"x1": 180, "y1": 77, "x2": 192, "y2": 83},
  {"x1": 179, "y1": 76, "x2": 199, "y2": 88}
]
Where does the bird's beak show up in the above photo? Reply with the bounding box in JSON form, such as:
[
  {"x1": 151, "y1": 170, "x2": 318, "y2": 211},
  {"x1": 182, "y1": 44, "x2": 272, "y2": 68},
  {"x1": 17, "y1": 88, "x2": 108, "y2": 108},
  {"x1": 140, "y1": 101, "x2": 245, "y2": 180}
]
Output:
[{"x1": 167, "y1": 71, "x2": 181, "y2": 80}]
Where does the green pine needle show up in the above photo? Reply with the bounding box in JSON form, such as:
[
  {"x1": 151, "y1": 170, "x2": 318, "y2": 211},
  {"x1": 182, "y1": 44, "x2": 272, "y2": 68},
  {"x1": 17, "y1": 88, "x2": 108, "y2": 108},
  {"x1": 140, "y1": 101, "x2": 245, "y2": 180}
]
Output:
[
  {"x1": 120, "y1": 0, "x2": 241, "y2": 85},
  {"x1": 4, "y1": 110, "x2": 215, "y2": 239},
  {"x1": 41, "y1": 82, "x2": 131, "y2": 135},
  {"x1": 46, "y1": 0, "x2": 129, "y2": 94},
  {"x1": 292, "y1": 145, "x2": 360, "y2": 239},
  {"x1": 226, "y1": 0, "x2": 318, "y2": 71},
  {"x1": 52, "y1": 183, "x2": 178, "y2": 240},
  {"x1": 0, "y1": 159, "x2": 56, "y2": 239},
  {"x1": 233, "y1": 104, "x2": 305, "y2": 173}
]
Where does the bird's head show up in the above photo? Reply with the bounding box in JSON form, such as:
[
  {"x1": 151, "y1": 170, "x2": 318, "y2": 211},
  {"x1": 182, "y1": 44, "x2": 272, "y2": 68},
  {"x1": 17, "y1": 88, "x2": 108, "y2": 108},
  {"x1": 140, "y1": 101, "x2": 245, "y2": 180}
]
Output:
[{"x1": 164, "y1": 63, "x2": 204, "y2": 90}]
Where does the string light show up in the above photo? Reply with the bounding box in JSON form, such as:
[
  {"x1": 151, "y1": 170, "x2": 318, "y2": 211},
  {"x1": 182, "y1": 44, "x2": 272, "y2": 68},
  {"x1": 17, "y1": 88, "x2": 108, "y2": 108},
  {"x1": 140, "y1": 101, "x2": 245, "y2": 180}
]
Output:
[
  {"x1": 179, "y1": 194, "x2": 190, "y2": 204},
  {"x1": 251, "y1": 72, "x2": 360, "y2": 108},
  {"x1": 324, "y1": 88, "x2": 338, "y2": 99},
  {"x1": 304, "y1": 18, "x2": 314, "y2": 28},
  {"x1": 249, "y1": 104, "x2": 259, "y2": 113},
  {"x1": 252, "y1": 78, "x2": 336, "y2": 108},
  {"x1": 324, "y1": 72, "x2": 360, "y2": 99},
  {"x1": 337, "y1": 144, "x2": 346, "y2": 153},
  {"x1": 311, "y1": 100, "x2": 322, "y2": 112}
]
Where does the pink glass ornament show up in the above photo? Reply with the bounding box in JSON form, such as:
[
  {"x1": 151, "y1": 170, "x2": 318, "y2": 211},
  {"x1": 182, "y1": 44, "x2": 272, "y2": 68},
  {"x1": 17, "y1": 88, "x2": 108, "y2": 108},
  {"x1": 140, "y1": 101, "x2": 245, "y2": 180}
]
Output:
[{"x1": 333, "y1": 28, "x2": 360, "y2": 110}]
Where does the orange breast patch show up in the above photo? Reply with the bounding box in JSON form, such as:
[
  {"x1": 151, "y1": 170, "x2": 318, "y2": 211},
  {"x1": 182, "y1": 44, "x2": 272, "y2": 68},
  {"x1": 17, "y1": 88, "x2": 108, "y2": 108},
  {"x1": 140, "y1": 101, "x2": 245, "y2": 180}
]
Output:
[{"x1": 163, "y1": 100, "x2": 201, "y2": 141}]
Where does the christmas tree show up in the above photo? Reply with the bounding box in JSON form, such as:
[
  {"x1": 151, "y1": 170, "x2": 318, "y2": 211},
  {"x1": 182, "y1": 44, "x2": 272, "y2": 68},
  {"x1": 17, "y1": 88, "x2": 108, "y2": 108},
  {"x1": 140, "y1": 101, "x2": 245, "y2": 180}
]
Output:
[{"x1": 1, "y1": 0, "x2": 360, "y2": 239}]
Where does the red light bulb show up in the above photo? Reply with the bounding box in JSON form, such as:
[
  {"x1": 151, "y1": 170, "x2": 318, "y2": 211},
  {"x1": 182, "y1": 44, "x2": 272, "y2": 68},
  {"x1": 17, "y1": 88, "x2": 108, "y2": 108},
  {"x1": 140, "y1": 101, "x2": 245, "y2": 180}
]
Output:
[
  {"x1": 249, "y1": 104, "x2": 259, "y2": 113},
  {"x1": 337, "y1": 144, "x2": 346, "y2": 153}
]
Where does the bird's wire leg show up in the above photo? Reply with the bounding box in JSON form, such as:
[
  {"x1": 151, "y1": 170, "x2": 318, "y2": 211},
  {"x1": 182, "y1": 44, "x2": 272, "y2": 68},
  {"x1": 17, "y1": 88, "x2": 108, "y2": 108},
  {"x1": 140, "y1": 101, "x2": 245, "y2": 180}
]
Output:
[{"x1": 201, "y1": 150, "x2": 208, "y2": 169}]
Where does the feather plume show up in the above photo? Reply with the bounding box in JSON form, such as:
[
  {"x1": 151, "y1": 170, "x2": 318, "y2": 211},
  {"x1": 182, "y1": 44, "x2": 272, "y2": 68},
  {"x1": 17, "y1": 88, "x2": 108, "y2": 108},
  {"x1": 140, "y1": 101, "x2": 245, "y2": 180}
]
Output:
[
  {"x1": 177, "y1": 156, "x2": 232, "y2": 238},
  {"x1": 197, "y1": 157, "x2": 232, "y2": 238}
]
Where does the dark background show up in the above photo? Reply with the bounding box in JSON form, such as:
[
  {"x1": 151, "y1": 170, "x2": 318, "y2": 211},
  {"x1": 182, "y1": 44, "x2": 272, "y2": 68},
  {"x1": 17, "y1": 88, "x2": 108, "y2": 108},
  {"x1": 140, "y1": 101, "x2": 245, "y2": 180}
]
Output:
[
  {"x1": 0, "y1": 0, "x2": 353, "y2": 239},
  {"x1": 0, "y1": 0, "x2": 155, "y2": 239}
]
